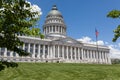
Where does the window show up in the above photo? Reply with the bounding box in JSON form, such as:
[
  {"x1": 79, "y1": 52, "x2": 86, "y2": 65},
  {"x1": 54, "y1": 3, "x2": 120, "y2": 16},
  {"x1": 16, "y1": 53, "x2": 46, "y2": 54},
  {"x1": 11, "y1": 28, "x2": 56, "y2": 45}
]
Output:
[
  {"x1": 25, "y1": 43, "x2": 28, "y2": 52},
  {"x1": 13, "y1": 52, "x2": 16, "y2": 57},
  {"x1": 53, "y1": 25, "x2": 55, "y2": 32},
  {"x1": 7, "y1": 52, "x2": 10, "y2": 56},
  {"x1": 30, "y1": 44, "x2": 33, "y2": 53},
  {"x1": 35, "y1": 44, "x2": 38, "y2": 54}
]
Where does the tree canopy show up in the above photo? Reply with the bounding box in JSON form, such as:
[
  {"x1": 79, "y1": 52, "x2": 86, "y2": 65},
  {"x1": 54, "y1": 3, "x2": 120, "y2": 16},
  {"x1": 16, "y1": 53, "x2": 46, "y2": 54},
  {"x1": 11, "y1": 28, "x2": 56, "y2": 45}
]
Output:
[
  {"x1": 107, "y1": 10, "x2": 120, "y2": 42},
  {"x1": 0, "y1": 0, "x2": 43, "y2": 56},
  {"x1": 22, "y1": 27, "x2": 44, "y2": 39}
]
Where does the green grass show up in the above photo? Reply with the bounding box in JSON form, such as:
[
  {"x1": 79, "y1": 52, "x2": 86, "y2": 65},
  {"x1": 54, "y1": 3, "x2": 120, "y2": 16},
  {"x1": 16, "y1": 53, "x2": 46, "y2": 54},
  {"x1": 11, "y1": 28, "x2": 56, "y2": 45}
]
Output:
[{"x1": 0, "y1": 63, "x2": 120, "y2": 80}]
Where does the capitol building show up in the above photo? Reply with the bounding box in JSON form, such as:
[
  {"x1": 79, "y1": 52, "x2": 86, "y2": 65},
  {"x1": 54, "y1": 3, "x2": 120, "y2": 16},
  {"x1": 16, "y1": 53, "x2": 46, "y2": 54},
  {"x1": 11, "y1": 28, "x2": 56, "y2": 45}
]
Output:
[{"x1": 0, "y1": 5, "x2": 111, "y2": 64}]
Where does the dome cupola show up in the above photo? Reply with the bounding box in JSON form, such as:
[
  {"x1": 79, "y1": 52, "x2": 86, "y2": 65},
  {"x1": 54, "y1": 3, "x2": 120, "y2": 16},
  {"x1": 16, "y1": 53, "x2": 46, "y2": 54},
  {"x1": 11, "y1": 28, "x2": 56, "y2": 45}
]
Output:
[{"x1": 47, "y1": 5, "x2": 62, "y2": 17}]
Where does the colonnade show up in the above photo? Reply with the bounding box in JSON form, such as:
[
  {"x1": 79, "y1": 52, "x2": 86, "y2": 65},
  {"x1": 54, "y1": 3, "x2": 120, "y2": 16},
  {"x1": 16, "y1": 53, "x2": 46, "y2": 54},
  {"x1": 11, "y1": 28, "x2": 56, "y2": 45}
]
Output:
[
  {"x1": 44, "y1": 26, "x2": 66, "y2": 35},
  {"x1": 0, "y1": 43, "x2": 110, "y2": 64}
]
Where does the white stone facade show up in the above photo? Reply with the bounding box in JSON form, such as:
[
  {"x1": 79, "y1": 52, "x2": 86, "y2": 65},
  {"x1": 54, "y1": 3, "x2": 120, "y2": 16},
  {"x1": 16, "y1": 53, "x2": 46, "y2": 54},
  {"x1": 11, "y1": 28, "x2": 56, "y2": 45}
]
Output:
[{"x1": 0, "y1": 5, "x2": 111, "y2": 64}]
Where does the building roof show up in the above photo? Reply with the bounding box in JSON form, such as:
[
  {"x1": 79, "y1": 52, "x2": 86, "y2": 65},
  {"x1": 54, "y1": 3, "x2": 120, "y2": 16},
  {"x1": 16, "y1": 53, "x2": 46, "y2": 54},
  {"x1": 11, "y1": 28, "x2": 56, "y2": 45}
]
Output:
[{"x1": 47, "y1": 5, "x2": 62, "y2": 17}]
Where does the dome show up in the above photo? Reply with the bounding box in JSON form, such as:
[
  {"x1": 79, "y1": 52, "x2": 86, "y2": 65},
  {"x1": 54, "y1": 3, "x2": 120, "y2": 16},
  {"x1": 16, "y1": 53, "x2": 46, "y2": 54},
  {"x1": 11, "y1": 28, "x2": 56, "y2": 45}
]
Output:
[
  {"x1": 43, "y1": 5, "x2": 66, "y2": 38},
  {"x1": 47, "y1": 5, "x2": 62, "y2": 17}
]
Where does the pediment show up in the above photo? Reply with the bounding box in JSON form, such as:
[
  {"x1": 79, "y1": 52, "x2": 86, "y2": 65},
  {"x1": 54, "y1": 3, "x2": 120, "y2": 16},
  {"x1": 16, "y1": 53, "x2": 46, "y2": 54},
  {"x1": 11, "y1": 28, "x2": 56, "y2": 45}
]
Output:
[{"x1": 52, "y1": 37, "x2": 81, "y2": 44}]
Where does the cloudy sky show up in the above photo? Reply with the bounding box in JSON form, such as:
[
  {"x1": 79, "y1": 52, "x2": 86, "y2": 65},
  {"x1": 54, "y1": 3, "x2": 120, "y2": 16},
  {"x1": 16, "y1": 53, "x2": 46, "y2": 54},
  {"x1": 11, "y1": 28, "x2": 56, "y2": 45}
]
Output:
[{"x1": 29, "y1": 0, "x2": 120, "y2": 58}]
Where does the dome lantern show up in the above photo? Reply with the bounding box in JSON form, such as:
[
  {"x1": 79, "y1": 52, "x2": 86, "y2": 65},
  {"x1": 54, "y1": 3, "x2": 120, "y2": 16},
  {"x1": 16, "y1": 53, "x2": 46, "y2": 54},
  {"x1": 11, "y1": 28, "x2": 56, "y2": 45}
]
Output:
[{"x1": 52, "y1": 5, "x2": 58, "y2": 10}]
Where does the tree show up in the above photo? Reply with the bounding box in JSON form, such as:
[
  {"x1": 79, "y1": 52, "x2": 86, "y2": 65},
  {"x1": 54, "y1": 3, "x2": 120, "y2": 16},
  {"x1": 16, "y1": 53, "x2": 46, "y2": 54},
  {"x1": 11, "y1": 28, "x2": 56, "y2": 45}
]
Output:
[
  {"x1": 111, "y1": 58, "x2": 120, "y2": 64},
  {"x1": 107, "y1": 10, "x2": 120, "y2": 42},
  {"x1": 0, "y1": 0, "x2": 43, "y2": 56},
  {"x1": 22, "y1": 27, "x2": 44, "y2": 38}
]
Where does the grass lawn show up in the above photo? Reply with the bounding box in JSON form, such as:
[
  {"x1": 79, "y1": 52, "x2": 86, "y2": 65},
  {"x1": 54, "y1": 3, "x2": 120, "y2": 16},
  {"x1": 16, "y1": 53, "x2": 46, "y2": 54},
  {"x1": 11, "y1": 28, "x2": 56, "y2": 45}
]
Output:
[{"x1": 0, "y1": 63, "x2": 120, "y2": 80}]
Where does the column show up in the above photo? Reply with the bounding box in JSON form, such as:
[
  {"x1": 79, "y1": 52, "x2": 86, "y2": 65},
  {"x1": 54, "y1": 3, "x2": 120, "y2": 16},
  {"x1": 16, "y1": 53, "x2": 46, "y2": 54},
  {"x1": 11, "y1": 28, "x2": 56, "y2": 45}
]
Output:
[
  {"x1": 96, "y1": 51, "x2": 98, "y2": 63},
  {"x1": 49, "y1": 26, "x2": 51, "y2": 33},
  {"x1": 74, "y1": 47, "x2": 76, "y2": 60},
  {"x1": 46, "y1": 26, "x2": 48, "y2": 34},
  {"x1": 52, "y1": 26, "x2": 53, "y2": 33},
  {"x1": 87, "y1": 50, "x2": 89, "y2": 61},
  {"x1": 101, "y1": 52, "x2": 103, "y2": 63},
  {"x1": 53, "y1": 45, "x2": 55, "y2": 58},
  {"x1": 58, "y1": 45, "x2": 60, "y2": 58},
  {"x1": 81, "y1": 48, "x2": 83, "y2": 60},
  {"x1": 62, "y1": 28, "x2": 64, "y2": 34},
  {"x1": 103, "y1": 52, "x2": 105, "y2": 63},
  {"x1": 83, "y1": 49, "x2": 85, "y2": 60},
  {"x1": 50, "y1": 45, "x2": 53, "y2": 59},
  {"x1": 43, "y1": 45, "x2": 45, "y2": 59},
  {"x1": 46, "y1": 26, "x2": 49, "y2": 33},
  {"x1": 66, "y1": 46, "x2": 68, "y2": 60},
  {"x1": 14, "y1": 47, "x2": 19, "y2": 61},
  {"x1": 16, "y1": 51, "x2": 19, "y2": 58},
  {"x1": 62, "y1": 27, "x2": 64, "y2": 34},
  {"x1": 88, "y1": 50, "x2": 91, "y2": 62},
  {"x1": 105, "y1": 52, "x2": 107, "y2": 64},
  {"x1": 22, "y1": 44, "x2": 25, "y2": 50},
  {"x1": 78, "y1": 48, "x2": 80, "y2": 60},
  {"x1": 58, "y1": 26, "x2": 60, "y2": 33},
  {"x1": 83, "y1": 49, "x2": 86, "y2": 60},
  {"x1": 93, "y1": 51, "x2": 96, "y2": 63},
  {"x1": 70, "y1": 46, "x2": 73, "y2": 60},
  {"x1": 94, "y1": 51, "x2": 96, "y2": 62},
  {"x1": 62, "y1": 45, "x2": 64, "y2": 59},
  {"x1": 32, "y1": 44, "x2": 35, "y2": 58},
  {"x1": 4, "y1": 48, "x2": 7, "y2": 57},
  {"x1": 55, "y1": 26, "x2": 57, "y2": 33},
  {"x1": 95, "y1": 51, "x2": 98, "y2": 63},
  {"x1": 47, "y1": 26, "x2": 49, "y2": 33},
  {"x1": 10, "y1": 51, "x2": 13, "y2": 57},
  {"x1": 27, "y1": 43, "x2": 30, "y2": 61},
  {"x1": 99, "y1": 51, "x2": 101, "y2": 63},
  {"x1": 28, "y1": 43, "x2": 30, "y2": 53},
  {"x1": 48, "y1": 45, "x2": 50, "y2": 59},
  {"x1": 37, "y1": 44, "x2": 40, "y2": 58},
  {"x1": 90, "y1": 50, "x2": 92, "y2": 63},
  {"x1": 21, "y1": 44, "x2": 24, "y2": 61},
  {"x1": 10, "y1": 51, "x2": 13, "y2": 61}
]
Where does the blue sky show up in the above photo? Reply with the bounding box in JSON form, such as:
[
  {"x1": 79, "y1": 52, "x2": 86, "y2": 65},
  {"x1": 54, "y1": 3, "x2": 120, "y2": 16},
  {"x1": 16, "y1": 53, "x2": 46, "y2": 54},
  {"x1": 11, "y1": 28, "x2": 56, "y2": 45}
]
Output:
[{"x1": 29, "y1": 0, "x2": 120, "y2": 58}]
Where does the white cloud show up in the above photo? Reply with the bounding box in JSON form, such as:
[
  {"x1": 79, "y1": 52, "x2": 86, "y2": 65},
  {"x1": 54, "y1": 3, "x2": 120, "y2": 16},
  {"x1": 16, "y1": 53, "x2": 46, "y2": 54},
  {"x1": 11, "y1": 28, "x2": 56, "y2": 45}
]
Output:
[
  {"x1": 108, "y1": 44, "x2": 120, "y2": 59},
  {"x1": 77, "y1": 36, "x2": 104, "y2": 45},
  {"x1": 77, "y1": 36, "x2": 91, "y2": 43},
  {"x1": 77, "y1": 36, "x2": 120, "y2": 59}
]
